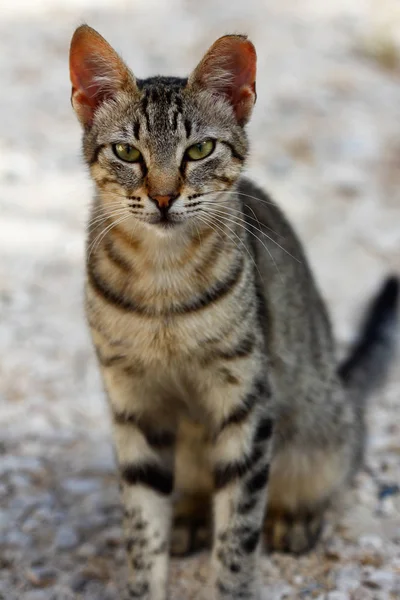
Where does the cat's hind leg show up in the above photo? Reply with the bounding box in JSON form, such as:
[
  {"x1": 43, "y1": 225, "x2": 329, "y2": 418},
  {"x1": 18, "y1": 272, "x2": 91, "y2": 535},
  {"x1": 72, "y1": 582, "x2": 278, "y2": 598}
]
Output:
[{"x1": 265, "y1": 442, "x2": 350, "y2": 554}]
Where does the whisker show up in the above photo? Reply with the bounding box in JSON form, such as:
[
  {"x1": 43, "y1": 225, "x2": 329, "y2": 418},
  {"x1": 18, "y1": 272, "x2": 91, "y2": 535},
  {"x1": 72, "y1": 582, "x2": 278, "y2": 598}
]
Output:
[
  {"x1": 198, "y1": 199, "x2": 285, "y2": 240},
  {"x1": 87, "y1": 209, "x2": 129, "y2": 231},
  {"x1": 194, "y1": 213, "x2": 243, "y2": 261},
  {"x1": 87, "y1": 214, "x2": 131, "y2": 261},
  {"x1": 194, "y1": 211, "x2": 264, "y2": 285},
  {"x1": 88, "y1": 208, "x2": 125, "y2": 224},
  {"x1": 88, "y1": 200, "x2": 127, "y2": 217},
  {"x1": 204, "y1": 204, "x2": 301, "y2": 265},
  {"x1": 204, "y1": 207, "x2": 284, "y2": 282},
  {"x1": 218, "y1": 189, "x2": 277, "y2": 208},
  {"x1": 90, "y1": 199, "x2": 125, "y2": 211}
]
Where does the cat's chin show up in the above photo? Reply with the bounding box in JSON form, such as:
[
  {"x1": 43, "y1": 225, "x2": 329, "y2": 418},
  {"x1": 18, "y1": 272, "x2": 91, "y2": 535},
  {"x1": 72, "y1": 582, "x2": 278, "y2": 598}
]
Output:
[{"x1": 145, "y1": 218, "x2": 185, "y2": 237}]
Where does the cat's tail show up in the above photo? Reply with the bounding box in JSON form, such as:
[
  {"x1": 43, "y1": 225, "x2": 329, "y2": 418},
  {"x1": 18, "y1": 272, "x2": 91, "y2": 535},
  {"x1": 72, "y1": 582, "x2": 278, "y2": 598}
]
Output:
[{"x1": 338, "y1": 275, "x2": 399, "y2": 404}]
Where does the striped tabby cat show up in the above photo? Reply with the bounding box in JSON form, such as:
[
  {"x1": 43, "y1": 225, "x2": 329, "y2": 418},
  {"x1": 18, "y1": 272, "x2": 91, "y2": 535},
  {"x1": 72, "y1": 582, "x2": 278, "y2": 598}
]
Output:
[{"x1": 69, "y1": 25, "x2": 398, "y2": 600}]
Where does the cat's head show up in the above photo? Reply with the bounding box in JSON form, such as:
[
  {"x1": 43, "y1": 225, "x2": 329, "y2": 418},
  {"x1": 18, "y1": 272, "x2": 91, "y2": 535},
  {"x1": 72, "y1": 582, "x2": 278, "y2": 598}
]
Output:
[{"x1": 69, "y1": 25, "x2": 256, "y2": 234}]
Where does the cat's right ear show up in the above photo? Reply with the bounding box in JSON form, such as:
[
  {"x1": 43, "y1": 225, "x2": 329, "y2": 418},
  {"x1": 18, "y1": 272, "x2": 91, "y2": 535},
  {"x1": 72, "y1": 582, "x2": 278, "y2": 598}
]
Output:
[{"x1": 69, "y1": 25, "x2": 137, "y2": 127}]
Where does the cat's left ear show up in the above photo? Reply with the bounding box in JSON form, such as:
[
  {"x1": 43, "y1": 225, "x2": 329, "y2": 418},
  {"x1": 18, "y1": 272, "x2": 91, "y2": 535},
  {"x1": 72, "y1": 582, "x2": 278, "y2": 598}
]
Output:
[
  {"x1": 188, "y1": 35, "x2": 256, "y2": 125},
  {"x1": 69, "y1": 25, "x2": 137, "y2": 127}
]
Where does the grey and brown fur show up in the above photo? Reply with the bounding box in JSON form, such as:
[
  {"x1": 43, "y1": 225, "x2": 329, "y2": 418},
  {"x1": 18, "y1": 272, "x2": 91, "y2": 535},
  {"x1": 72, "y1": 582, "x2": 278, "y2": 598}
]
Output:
[{"x1": 69, "y1": 25, "x2": 399, "y2": 600}]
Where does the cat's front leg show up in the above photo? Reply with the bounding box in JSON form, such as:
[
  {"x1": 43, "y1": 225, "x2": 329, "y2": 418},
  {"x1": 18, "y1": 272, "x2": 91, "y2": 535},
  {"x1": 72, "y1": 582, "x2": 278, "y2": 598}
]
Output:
[
  {"x1": 210, "y1": 377, "x2": 273, "y2": 600},
  {"x1": 101, "y1": 365, "x2": 175, "y2": 600}
]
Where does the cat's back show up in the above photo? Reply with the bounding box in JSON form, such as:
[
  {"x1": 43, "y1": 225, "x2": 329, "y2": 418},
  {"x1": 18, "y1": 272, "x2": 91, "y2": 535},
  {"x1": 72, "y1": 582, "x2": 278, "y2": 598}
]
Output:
[{"x1": 238, "y1": 177, "x2": 336, "y2": 392}]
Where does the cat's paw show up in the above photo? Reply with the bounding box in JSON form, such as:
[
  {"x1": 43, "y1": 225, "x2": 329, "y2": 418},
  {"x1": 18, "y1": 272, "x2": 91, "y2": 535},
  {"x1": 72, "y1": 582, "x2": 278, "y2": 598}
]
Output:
[
  {"x1": 170, "y1": 493, "x2": 211, "y2": 557},
  {"x1": 265, "y1": 508, "x2": 324, "y2": 554},
  {"x1": 170, "y1": 517, "x2": 211, "y2": 556}
]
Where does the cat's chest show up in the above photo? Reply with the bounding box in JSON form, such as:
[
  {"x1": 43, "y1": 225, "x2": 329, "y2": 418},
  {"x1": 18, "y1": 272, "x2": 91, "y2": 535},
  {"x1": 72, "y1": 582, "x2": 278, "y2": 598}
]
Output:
[{"x1": 87, "y1": 288, "x2": 221, "y2": 367}]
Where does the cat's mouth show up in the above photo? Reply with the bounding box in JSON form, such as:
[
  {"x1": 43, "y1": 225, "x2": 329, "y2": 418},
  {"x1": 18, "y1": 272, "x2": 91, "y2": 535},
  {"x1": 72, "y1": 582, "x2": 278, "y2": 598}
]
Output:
[
  {"x1": 150, "y1": 212, "x2": 185, "y2": 229},
  {"x1": 154, "y1": 220, "x2": 177, "y2": 229},
  {"x1": 151, "y1": 215, "x2": 181, "y2": 230}
]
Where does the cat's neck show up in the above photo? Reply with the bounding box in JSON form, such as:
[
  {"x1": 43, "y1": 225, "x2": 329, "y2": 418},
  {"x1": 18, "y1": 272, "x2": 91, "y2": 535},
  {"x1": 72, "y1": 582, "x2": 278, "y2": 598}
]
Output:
[
  {"x1": 89, "y1": 201, "x2": 244, "y2": 313},
  {"x1": 98, "y1": 216, "x2": 220, "y2": 277}
]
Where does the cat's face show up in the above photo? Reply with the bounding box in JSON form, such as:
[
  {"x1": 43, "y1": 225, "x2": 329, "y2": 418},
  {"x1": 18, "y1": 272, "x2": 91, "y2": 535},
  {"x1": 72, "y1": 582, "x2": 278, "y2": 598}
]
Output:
[{"x1": 70, "y1": 27, "x2": 256, "y2": 235}]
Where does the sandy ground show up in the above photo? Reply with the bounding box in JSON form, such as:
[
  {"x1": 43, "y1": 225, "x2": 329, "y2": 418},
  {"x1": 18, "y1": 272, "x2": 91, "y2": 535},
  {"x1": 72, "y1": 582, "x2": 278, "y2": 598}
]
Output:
[{"x1": 0, "y1": 0, "x2": 399, "y2": 598}]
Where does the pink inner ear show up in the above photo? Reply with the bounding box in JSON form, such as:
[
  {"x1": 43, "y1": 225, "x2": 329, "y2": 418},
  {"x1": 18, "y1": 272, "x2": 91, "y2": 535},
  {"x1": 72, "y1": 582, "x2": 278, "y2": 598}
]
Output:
[
  {"x1": 230, "y1": 43, "x2": 257, "y2": 123},
  {"x1": 69, "y1": 25, "x2": 132, "y2": 126},
  {"x1": 192, "y1": 36, "x2": 257, "y2": 124},
  {"x1": 70, "y1": 55, "x2": 104, "y2": 106}
]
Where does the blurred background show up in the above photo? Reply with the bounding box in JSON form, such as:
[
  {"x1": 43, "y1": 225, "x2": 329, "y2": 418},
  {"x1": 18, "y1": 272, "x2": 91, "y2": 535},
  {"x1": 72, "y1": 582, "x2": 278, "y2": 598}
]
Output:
[{"x1": 0, "y1": 1, "x2": 399, "y2": 598}]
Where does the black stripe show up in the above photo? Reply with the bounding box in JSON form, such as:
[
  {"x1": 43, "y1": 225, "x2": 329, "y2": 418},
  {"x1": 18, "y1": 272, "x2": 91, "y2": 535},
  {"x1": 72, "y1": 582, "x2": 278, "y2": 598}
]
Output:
[
  {"x1": 215, "y1": 333, "x2": 255, "y2": 361},
  {"x1": 240, "y1": 527, "x2": 261, "y2": 554},
  {"x1": 123, "y1": 364, "x2": 145, "y2": 377},
  {"x1": 136, "y1": 76, "x2": 188, "y2": 89},
  {"x1": 131, "y1": 557, "x2": 147, "y2": 571},
  {"x1": 217, "y1": 581, "x2": 230, "y2": 595},
  {"x1": 97, "y1": 176, "x2": 117, "y2": 187},
  {"x1": 139, "y1": 159, "x2": 148, "y2": 178},
  {"x1": 171, "y1": 109, "x2": 179, "y2": 131},
  {"x1": 104, "y1": 237, "x2": 132, "y2": 272},
  {"x1": 254, "y1": 378, "x2": 270, "y2": 399},
  {"x1": 216, "y1": 579, "x2": 251, "y2": 599},
  {"x1": 141, "y1": 94, "x2": 151, "y2": 130},
  {"x1": 179, "y1": 158, "x2": 187, "y2": 176},
  {"x1": 214, "y1": 445, "x2": 263, "y2": 490},
  {"x1": 175, "y1": 95, "x2": 183, "y2": 113},
  {"x1": 171, "y1": 95, "x2": 183, "y2": 131},
  {"x1": 164, "y1": 89, "x2": 173, "y2": 104},
  {"x1": 254, "y1": 417, "x2": 274, "y2": 444},
  {"x1": 218, "y1": 395, "x2": 257, "y2": 432},
  {"x1": 87, "y1": 260, "x2": 145, "y2": 313},
  {"x1": 128, "y1": 582, "x2": 149, "y2": 598},
  {"x1": 217, "y1": 378, "x2": 269, "y2": 434},
  {"x1": 86, "y1": 310, "x2": 123, "y2": 346},
  {"x1": 113, "y1": 412, "x2": 175, "y2": 449},
  {"x1": 132, "y1": 519, "x2": 147, "y2": 531},
  {"x1": 152, "y1": 541, "x2": 168, "y2": 555},
  {"x1": 89, "y1": 143, "x2": 106, "y2": 165},
  {"x1": 246, "y1": 463, "x2": 270, "y2": 495},
  {"x1": 220, "y1": 141, "x2": 245, "y2": 162},
  {"x1": 145, "y1": 430, "x2": 175, "y2": 448},
  {"x1": 150, "y1": 88, "x2": 159, "y2": 103},
  {"x1": 237, "y1": 496, "x2": 258, "y2": 515},
  {"x1": 214, "y1": 174, "x2": 235, "y2": 186},
  {"x1": 88, "y1": 254, "x2": 244, "y2": 316},
  {"x1": 121, "y1": 463, "x2": 174, "y2": 495},
  {"x1": 97, "y1": 351, "x2": 126, "y2": 367},
  {"x1": 194, "y1": 234, "x2": 224, "y2": 278},
  {"x1": 113, "y1": 411, "x2": 139, "y2": 427},
  {"x1": 184, "y1": 256, "x2": 245, "y2": 313},
  {"x1": 184, "y1": 119, "x2": 192, "y2": 138},
  {"x1": 126, "y1": 537, "x2": 147, "y2": 552},
  {"x1": 133, "y1": 121, "x2": 141, "y2": 140}
]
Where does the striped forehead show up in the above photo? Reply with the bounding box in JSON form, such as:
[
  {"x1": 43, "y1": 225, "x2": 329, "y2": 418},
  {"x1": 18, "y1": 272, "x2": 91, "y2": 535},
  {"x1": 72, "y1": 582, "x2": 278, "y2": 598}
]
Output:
[{"x1": 137, "y1": 79, "x2": 189, "y2": 137}]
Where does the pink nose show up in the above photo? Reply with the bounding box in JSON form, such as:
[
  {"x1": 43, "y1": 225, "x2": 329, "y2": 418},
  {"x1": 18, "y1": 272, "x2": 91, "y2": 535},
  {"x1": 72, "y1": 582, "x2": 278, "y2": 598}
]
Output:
[
  {"x1": 153, "y1": 195, "x2": 173, "y2": 208},
  {"x1": 149, "y1": 194, "x2": 179, "y2": 209}
]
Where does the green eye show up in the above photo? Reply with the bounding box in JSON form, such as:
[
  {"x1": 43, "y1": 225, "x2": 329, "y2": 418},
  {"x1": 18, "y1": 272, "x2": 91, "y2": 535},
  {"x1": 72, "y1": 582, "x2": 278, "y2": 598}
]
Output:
[
  {"x1": 113, "y1": 143, "x2": 142, "y2": 163},
  {"x1": 185, "y1": 139, "x2": 215, "y2": 161}
]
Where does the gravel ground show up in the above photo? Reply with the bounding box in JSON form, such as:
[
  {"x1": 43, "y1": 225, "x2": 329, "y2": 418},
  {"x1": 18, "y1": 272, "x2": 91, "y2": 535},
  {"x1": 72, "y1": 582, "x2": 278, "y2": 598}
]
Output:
[{"x1": 1, "y1": 1, "x2": 400, "y2": 598}]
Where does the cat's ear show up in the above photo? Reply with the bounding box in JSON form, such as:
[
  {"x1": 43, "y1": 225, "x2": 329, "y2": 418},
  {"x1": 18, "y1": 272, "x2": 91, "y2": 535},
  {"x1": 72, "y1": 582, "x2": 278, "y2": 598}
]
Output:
[
  {"x1": 69, "y1": 25, "x2": 137, "y2": 127},
  {"x1": 188, "y1": 35, "x2": 256, "y2": 125}
]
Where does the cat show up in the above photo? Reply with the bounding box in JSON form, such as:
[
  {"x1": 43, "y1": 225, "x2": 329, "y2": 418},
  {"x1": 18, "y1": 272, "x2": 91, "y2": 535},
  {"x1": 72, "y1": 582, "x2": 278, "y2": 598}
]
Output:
[{"x1": 69, "y1": 25, "x2": 399, "y2": 600}]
